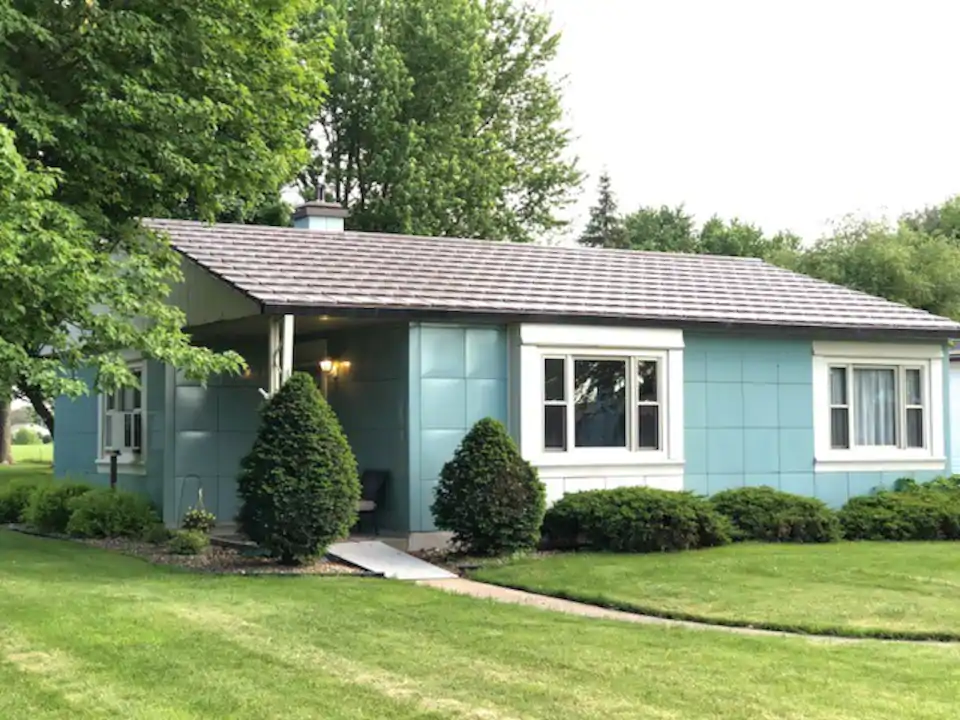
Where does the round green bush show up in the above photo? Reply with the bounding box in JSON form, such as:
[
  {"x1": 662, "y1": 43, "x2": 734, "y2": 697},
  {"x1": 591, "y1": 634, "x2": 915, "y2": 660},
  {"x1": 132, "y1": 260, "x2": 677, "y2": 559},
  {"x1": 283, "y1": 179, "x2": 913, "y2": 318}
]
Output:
[
  {"x1": 709, "y1": 486, "x2": 841, "y2": 543},
  {"x1": 12, "y1": 427, "x2": 41, "y2": 445},
  {"x1": 0, "y1": 482, "x2": 43, "y2": 523},
  {"x1": 65, "y1": 488, "x2": 161, "y2": 538},
  {"x1": 431, "y1": 418, "x2": 546, "y2": 556},
  {"x1": 168, "y1": 529, "x2": 210, "y2": 555},
  {"x1": 839, "y1": 490, "x2": 960, "y2": 541},
  {"x1": 541, "y1": 487, "x2": 731, "y2": 553},
  {"x1": 23, "y1": 482, "x2": 93, "y2": 534},
  {"x1": 237, "y1": 372, "x2": 360, "y2": 564}
]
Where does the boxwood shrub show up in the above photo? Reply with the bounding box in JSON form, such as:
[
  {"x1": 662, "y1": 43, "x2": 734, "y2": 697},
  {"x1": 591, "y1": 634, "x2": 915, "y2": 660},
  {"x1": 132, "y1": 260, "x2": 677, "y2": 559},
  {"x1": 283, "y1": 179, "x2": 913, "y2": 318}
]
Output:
[
  {"x1": 65, "y1": 488, "x2": 160, "y2": 539},
  {"x1": 541, "y1": 487, "x2": 731, "y2": 553},
  {"x1": 23, "y1": 482, "x2": 93, "y2": 534},
  {"x1": 839, "y1": 490, "x2": 960, "y2": 541},
  {"x1": 709, "y1": 486, "x2": 841, "y2": 543}
]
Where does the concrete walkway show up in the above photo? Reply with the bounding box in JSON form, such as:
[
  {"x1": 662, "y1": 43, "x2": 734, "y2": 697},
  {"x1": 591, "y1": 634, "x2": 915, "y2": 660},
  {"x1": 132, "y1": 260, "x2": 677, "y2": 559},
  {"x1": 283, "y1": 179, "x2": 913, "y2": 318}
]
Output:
[{"x1": 416, "y1": 578, "x2": 957, "y2": 645}]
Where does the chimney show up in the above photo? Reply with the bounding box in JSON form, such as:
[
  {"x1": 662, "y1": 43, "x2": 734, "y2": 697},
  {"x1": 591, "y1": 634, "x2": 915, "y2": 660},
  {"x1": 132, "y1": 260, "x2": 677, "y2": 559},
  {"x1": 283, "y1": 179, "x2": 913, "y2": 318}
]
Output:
[{"x1": 292, "y1": 185, "x2": 349, "y2": 232}]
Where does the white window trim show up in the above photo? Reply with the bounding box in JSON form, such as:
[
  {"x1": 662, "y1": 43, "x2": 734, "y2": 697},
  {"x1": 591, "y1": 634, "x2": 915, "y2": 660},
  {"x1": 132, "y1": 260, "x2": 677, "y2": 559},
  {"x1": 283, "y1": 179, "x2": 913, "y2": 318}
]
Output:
[
  {"x1": 518, "y1": 325, "x2": 684, "y2": 471},
  {"x1": 95, "y1": 360, "x2": 147, "y2": 475},
  {"x1": 812, "y1": 341, "x2": 945, "y2": 473}
]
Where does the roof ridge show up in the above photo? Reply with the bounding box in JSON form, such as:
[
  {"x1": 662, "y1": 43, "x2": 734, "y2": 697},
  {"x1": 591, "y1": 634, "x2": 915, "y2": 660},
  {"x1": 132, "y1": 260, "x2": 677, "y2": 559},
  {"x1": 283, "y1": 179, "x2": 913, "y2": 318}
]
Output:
[{"x1": 144, "y1": 217, "x2": 766, "y2": 265}]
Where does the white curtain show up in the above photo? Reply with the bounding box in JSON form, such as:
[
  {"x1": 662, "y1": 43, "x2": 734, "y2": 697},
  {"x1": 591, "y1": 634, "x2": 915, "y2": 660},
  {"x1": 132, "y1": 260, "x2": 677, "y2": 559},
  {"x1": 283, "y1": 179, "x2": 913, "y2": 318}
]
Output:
[{"x1": 854, "y1": 368, "x2": 896, "y2": 446}]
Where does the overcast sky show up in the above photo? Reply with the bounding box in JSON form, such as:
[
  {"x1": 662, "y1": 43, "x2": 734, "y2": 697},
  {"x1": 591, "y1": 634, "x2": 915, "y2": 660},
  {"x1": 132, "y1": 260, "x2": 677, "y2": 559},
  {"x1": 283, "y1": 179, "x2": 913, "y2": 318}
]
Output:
[{"x1": 546, "y1": 0, "x2": 960, "y2": 242}]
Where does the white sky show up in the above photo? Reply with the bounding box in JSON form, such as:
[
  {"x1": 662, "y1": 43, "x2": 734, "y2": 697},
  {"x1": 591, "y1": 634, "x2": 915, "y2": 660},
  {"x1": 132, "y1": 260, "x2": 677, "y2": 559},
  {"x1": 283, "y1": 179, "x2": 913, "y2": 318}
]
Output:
[{"x1": 546, "y1": 0, "x2": 960, "y2": 242}]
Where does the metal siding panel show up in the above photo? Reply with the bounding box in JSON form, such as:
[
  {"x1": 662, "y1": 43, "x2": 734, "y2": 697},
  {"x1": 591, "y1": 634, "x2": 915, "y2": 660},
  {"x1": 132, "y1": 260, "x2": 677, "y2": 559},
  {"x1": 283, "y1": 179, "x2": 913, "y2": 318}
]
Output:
[
  {"x1": 743, "y1": 383, "x2": 779, "y2": 428},
  {"x1": 706, "y1": 383, "x2": 743, "y2": 428},
  {"x1": 706, "y1": 428, "x2": 744, "y2": 474},
  {"x1": 744, "y1": 429, "x2": 780, "y2": 473},
  {"x1": 420, "y1": 378, "x2": 467, "y2": 430}
]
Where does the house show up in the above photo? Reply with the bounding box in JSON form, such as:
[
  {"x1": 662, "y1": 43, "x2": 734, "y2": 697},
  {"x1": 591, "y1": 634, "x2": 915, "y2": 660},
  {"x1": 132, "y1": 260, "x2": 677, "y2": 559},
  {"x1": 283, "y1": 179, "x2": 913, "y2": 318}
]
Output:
[
  {"x1": 54, "y1": 199, "x2": 960, "y2": 549},
  {"x1": 949, "y1": 349, "x2": 960, "y2": 474}
]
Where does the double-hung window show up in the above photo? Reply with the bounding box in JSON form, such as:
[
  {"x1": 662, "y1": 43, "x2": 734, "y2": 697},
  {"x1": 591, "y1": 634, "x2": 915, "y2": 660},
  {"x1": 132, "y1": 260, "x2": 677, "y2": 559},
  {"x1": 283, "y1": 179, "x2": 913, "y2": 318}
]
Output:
[
  {"x1": 828, "y1": 365, "x2": 925, "y2": 450},
  {"x1": 101, "y1": 363, "x2": 145, "y2": 459},
  {"x1": 541, "y1": 355, "x2": 664, "y2": 453},
  {"x1": 813, "y1": 342, "x2": 944, "y2": 472}
]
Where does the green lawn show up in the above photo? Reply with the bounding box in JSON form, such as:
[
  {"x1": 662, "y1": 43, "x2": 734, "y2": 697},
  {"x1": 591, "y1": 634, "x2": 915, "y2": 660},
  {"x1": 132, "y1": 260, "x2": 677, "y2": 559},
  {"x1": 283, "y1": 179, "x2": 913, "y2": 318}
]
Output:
[
  {"x1": 0, "y1": 459, "x2": 54, "y2": 489},
  {"x1": 10, "y1": 443, "x2": 53, "y2": 464},
  {"x1": 2, "y1": 533, "x2": 960, "y2": 719},
  {"x1": 472, "y1": 543, "x2": 960, "y2": 640}
]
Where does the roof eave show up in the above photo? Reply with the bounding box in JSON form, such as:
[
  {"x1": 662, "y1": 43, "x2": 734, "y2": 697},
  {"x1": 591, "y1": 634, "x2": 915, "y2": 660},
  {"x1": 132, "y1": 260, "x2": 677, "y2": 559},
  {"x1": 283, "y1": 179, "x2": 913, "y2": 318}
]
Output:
[{"x1": 259, "y1": 302, "x2": 960, "y2": 342}]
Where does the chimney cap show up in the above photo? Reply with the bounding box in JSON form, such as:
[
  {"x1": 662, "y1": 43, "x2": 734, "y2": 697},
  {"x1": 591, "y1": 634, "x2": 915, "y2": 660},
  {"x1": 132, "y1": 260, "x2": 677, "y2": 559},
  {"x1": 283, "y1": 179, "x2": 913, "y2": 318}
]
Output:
[{"x1": 293, "y1": 197, "x2": 349, "y2": 221}]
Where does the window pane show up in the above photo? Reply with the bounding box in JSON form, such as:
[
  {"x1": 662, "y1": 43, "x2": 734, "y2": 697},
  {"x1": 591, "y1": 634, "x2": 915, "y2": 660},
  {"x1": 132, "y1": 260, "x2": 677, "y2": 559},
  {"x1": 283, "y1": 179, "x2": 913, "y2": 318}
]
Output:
[
  {"x1": 133, "y1": 414, "x2": 143, "y2": 450},
  {"x1": 831, "y1": 407, "x2": 849, "y2": 449},
  {"x1": 853, "y1": 368, "x2": 896, "y2": 446},
  {"x1": 906, "y1": 369, "x2": 922, "y2": 406},
  {"x1": 830, "y1": 367, "x2": 847, "y2": 405},
  {"x1": 104, "y1": 415, "x2": 113, "y2": 450},
  {"x1": 105, "y1": 392, "x2": 116, "y2": 411},
  {"x1": 906, "y1": 408, "x2": 924, "y2": 448},
  {"x1": 544, "y1": 405, "x2": 566, "y2": 450},
  {"x1": 574, "y1": 359, "x2": 627, "y2": 448},
  {"x1": 637, "y1": 405, "x2": 660, "y2": 450},
  {"x1": 637, "y1": 361, "x2": 658, "y2": 402},
  {"x1": 124, "y1": 414, "x2": 133, "y2": 448},
  {"x1": 544, "y1": 358, "x2": 565, "y2": 402}
]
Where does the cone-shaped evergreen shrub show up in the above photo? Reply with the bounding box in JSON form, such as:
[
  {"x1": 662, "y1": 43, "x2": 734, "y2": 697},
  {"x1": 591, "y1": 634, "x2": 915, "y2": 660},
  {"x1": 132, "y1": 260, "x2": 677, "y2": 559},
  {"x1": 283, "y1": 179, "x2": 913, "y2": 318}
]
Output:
[
  {"x1": 237, "y1": 372, "x2": 360, "y2": 564},
  {"x1": 431, "y1": 417, "x2": 546, "y2": 556}
]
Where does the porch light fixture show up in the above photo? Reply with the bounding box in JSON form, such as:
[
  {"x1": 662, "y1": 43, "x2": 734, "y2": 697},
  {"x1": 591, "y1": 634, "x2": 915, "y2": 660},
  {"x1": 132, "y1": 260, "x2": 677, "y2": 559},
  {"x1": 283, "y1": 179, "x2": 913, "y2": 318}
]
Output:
[{"x1": 319, "y1": 358, "x2": 351, "y2": 377}]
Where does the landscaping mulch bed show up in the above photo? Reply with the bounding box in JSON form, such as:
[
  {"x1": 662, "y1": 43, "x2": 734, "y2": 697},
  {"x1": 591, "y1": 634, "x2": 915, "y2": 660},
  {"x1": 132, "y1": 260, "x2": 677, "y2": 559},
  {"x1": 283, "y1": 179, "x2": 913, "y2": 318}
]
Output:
[{"x1": 6, "y1": 524, "x2": 365, "y2": 576}]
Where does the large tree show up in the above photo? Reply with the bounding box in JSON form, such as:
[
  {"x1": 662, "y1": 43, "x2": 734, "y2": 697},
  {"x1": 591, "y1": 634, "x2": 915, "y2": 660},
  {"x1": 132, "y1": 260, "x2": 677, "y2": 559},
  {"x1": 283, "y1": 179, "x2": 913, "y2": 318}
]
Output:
[
  {"x1": 794, "y1": 216, "x2": 960, "y2": 320},
  {"x1": 302, "y1": 0, "x2": 581, "y2": 242},
  {"x1": 578, "y1": 172, "x2": 627, "y2": 248},
  {"x1": 0, "y1": 1, "x2": 330, "y2": 432}
]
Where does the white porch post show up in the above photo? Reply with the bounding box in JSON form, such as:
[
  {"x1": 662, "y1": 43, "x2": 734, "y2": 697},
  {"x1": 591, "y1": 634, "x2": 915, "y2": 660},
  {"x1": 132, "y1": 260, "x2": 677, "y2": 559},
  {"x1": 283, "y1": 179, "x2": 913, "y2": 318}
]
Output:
[
  {"x1": 267, "y1": 314, "x2": 295, "y2": 395},
  {"x1": 281, "y1": 314, "x2": 294, "y2": 384}
]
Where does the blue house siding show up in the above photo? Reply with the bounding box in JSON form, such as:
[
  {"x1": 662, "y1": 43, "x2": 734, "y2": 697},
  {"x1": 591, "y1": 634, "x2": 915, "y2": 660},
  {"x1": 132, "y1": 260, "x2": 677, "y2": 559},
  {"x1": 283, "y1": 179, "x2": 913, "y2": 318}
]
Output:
[
  {"x1": 171, "y1": 363, "x2": 263, "y2": 526},
  {"x1": 684, "y1": 335, "x2": 950, "y2": 505},
  {"x1": 408, "y1": 323, "x2": 508, "y2": 533},
  {"x1": 327, "y1": 323, "x2": 410, "y2": 534}
]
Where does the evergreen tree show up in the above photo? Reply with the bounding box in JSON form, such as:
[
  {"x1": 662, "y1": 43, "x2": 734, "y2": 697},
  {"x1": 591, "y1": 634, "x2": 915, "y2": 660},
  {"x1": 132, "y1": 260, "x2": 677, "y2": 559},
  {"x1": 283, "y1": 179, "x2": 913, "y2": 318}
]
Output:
[{"x1": 578, "y1": 172, "x2": 627, "y2": 248}]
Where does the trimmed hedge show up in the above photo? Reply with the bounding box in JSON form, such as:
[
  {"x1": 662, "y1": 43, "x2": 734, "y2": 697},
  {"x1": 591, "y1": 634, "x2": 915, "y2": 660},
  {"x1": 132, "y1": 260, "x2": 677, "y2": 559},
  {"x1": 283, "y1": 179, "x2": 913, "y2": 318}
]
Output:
[
  {"x1": 432, "y1": 418, "x2": 546, "y2": 556},
  {"x1": 542, "y1": 487, "x2": 731, "y2": 553},
  {"x1": 839, "y1": 489, "x2": 960, "y2": 541},
  {"x1": 710, "y1": 486, "x2": 841, "y2": 543},
  {"x1": 23, "y1": 482, "x2": 93, "y2": 534},
  {"x1": 65, "y1": 488, "x2": 161, "y2": 539},
  {"x1": 237, "y1": 372, "x2": 360, "y2": 564}
]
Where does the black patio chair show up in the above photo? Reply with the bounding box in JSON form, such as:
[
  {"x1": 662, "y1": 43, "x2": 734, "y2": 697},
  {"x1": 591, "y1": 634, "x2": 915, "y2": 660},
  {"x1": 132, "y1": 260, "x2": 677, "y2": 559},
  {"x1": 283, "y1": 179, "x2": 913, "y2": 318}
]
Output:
[{"x1": 358, "y1": 469, "x2": 389, "y2": 535}]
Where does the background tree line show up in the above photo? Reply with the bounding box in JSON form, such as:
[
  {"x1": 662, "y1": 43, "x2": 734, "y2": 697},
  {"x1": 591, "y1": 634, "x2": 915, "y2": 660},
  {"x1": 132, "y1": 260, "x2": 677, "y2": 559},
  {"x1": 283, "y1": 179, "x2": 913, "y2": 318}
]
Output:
[{"x1": 579, "y1": 172, "x2": 960, "y2": 321}]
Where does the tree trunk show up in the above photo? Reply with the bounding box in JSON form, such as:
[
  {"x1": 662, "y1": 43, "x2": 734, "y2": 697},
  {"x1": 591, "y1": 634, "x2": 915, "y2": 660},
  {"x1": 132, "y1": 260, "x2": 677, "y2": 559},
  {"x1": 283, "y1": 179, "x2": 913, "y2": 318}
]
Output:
[
  {"x1": 18, "y1": 379, "x2": 54, "y2": 439},
  {"x1": 0, "y1": 398, "x2": 13, "y2": 465}
]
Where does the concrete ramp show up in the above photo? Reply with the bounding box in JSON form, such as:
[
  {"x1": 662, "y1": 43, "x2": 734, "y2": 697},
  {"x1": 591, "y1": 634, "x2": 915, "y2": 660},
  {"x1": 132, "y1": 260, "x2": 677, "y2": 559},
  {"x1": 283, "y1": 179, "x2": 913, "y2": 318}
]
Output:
[{"x1": 328, "y1": 541, "x2": 456, "y2": 580}]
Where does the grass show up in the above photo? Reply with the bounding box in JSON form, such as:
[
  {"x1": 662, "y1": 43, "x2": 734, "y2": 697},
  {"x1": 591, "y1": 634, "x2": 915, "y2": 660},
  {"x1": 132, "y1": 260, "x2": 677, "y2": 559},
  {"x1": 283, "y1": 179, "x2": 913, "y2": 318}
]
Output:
[
  {"x1": 10, "y1": 443, "x2": 53, "y2": 464},
  {"x1": 0, "y1": 459, "x2": 54, "y2": 490},
  {"x1": 2, "y1": 533, "x2": 960, "y2": 720},
  {"x1": 472, "y1": 543, "x2": 960, "y2": 640}
]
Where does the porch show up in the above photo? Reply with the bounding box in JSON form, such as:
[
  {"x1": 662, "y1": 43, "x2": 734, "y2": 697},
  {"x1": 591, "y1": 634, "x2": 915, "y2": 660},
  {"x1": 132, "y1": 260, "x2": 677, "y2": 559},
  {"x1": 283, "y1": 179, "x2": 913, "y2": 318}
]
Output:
[{"x1": 171, "y1": 313, "x2": 508, "y2": 546}]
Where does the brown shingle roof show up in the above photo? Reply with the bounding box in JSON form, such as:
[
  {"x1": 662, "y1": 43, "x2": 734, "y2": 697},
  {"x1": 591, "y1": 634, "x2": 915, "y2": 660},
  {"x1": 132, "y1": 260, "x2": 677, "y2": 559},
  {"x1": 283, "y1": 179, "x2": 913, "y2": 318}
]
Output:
[{"x1": 145, "y1": 218, "x2": 960, "y2": 336}]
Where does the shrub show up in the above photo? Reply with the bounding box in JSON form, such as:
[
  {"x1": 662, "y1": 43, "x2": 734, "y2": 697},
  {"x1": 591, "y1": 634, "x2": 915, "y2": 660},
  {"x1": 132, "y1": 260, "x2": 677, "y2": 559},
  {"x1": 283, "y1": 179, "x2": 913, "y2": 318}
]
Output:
[
  {"x1": 22, "y1": 482, "x2": 93, "y2": 534},
  {"x1": 839, "y1": 491, "x2": 960, "y2": 541},
  {"x1": 431, "y1": 418, "x2": 546, "y2": 556},
  {"x1": 12, "y1": 428, "x2": 41, "y2": 445},
  {"x1": 709, "y1": 486, "x2": 841, "y2": 543},
  {"x1": 65, "y1": 488, "x2": 161, "y2": 538},
  {"x1": 542, "y1": 487, "x2": 731, "y2": 553},
  {"x1": 181, "y1": 489, "x2": 216, "y2": 533},
  {"x1": 0, "y1": 482, "x2": 41, "y2": 523},
  {"x1": 168, "y1": 529, "x2": 210, "y2": 555},
  {"x1": 237, "y1": 372, "x2": 360, "y2": 564},
  {"x1": 144, "y1": 523, "x2": 172, "y2": 545}
]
